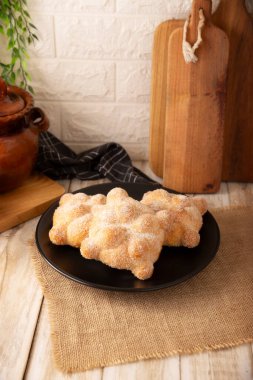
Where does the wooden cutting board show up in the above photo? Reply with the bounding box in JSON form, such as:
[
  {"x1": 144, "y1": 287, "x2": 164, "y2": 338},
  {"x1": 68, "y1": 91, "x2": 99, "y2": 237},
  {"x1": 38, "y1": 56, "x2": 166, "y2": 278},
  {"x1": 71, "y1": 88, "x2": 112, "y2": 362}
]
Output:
[
  {"x1": 212, "y1": 0, "x2": 253, "y2": 181},
  {"x1": 149, "y1": 19, "x2": 183, "y2": 178},
  {"x1": 0, "y1": 173, "x2": 65, "y2": 232},
  {"x1": 149, "y1": 0, "x2": 253, "y2": 182},
  {"x1": 163, "y1": 0, "x2": 229, "y2": 193}
]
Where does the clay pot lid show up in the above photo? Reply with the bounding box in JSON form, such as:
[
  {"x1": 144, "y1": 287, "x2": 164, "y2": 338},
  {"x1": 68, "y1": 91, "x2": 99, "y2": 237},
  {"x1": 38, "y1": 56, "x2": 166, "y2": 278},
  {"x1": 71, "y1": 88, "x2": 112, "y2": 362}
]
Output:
[{"x1": 0, "y1": 77, "x2": 25, "y2": 116}]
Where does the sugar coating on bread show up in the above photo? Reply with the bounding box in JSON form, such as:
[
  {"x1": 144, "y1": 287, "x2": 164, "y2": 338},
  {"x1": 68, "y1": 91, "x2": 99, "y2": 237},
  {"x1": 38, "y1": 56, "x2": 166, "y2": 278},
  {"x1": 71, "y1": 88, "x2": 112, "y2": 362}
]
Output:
[
  {"x1": 80, "y1": 187, "x2": 165, "y2": 280},
  {"x1": 49, "y1": 187, "x2": 208, "y2": 280},
  {"x1": 49, "y1": 192, "x2": 106, "y2": 247},
  {"x1": 141, "y1": 189, "x2": 207, "y2": 248}
]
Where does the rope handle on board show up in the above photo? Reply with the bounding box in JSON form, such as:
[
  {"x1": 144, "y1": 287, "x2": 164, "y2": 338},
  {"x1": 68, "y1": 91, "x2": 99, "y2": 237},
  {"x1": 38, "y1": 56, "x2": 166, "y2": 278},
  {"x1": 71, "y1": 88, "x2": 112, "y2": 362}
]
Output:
[{"x1": 182, "y1": 8, "x2": 205, "y2": 63}]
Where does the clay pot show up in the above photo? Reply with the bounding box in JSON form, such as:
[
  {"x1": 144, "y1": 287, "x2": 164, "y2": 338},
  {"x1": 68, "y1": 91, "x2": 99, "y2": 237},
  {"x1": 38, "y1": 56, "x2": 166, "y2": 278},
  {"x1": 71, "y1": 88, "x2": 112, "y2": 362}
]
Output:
[{"x1": 0, "y1": 77, "x2": 49, "y2": 192}]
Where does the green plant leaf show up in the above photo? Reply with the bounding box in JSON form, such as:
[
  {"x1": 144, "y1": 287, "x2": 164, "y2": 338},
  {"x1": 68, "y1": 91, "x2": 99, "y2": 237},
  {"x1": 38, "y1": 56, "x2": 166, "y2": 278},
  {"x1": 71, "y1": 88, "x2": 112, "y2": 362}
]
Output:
[
  {"x1": 7, "y1": 28, "x2": 14, "y2": 37},
  {"x1": 29, "y1": 22, "x2": 37, "y2": 30},
  {"x1": 26, "y1": 72, "x2": 31, "y2": 81},
  {"x1": 0, "y1": 0, "x2": 38, "y2": 92},
  {"x1": 22, "y1": 60, "x2": 28, "y2": 70},
  {"x1": 11, "y1": 56, "x2": 17, "y2": 65},
  {"x1": 13, "y1": 47, "x2": 19, "y2": 55},
  {"x1": 23, "y1": 10, "x2": 30, "y2": 18},
  {"x1": 8, "y1": 40, "x2": 15, "y2": 49},
  {"x1": 10, "y1": 71, "x2": 16, "y2": 83},
  {"x1": 19, "y1": 35, "x2": 25, "y2": 44},
  {"x1": 28, "y1": 85, "x2": 34, "y2": 94}
]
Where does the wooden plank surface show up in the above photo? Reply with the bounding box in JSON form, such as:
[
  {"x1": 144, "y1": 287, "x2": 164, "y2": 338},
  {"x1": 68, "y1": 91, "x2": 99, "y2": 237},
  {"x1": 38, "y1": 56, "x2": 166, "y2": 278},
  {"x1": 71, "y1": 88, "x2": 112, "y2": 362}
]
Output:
[
  {"x1": 0, "y1": 179, "x2": 68, "y2": 380},
  {"x1": 228, "y1": 182, "x2": 253, "y2": 206},
  {"x1": 0, "y1": 173, "x2": 65, "y2": 233},
  {"x1": 0, "y1": 219, "x2": 43, "y2": 380},
  {"x1": 181, "y1": 345, "x2": 253, "y2": 380},
  {"x1": 103, "y1": 357, "x2": 180, "y2": 380},
  {"x1": 0, "y1": 165, "x2": 253, "y2": 379}
]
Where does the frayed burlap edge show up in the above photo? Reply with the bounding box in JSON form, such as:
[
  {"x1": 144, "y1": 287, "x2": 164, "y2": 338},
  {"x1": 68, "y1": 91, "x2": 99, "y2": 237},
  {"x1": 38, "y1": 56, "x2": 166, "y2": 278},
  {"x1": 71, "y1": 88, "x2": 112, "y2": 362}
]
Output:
[
  {"x1": 47, "y1": 276, "x2": 253, "y2": 373},
  {"x1": 51, "y1": 335, "x2": 253, "y2": 374}
]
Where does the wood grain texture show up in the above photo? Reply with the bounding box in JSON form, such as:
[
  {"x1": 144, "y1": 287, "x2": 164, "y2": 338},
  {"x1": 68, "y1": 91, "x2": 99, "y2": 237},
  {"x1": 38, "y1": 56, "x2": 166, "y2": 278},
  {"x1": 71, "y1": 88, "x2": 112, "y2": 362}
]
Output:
[
  {"x1": 163, "y1": 0, "x2": 229, "y2": 193},
  {"x1": 103, "y1": 357, "x2": 180, "y2": 380},
  {"x1": 0, "y1": 179, "x2": 69, "y2": 380},
  {"x1": 0, "y1": 173, "x2": 65, "y2": 233},
  {"x1": 0, "y1": 219, "x2": 43, "y2": 380},
  {"x1": 149, "y1": 19, "x2": 183, "y2": 178},
  {"x1": 181, "y1": 345, "x2": 253, "y2": 380},
  {"x1": 149, "y1": 0, "x2": 253, "y2": 184},
  {"x1": 213, "y1": 0, "x2": 253, "y2": 182}
]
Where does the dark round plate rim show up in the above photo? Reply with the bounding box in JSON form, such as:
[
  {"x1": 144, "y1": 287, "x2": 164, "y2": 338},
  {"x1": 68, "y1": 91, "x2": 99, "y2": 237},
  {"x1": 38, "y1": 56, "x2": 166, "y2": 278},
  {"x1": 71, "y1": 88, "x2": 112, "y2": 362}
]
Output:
[{"x1": 35, "y1": 182, "x2": 220, "y2": 292}]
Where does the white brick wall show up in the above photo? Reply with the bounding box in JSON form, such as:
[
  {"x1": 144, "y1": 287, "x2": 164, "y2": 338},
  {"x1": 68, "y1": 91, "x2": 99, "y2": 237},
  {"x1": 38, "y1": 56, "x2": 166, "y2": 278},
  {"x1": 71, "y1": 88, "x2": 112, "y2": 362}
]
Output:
[{"x1": 29, "y1": 0, "x2": 228, "y2": 158}]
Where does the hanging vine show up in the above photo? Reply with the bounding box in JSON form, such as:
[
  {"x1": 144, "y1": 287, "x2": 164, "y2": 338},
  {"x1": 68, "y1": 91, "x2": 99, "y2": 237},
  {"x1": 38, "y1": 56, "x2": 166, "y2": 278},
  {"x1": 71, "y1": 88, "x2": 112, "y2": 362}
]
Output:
[{"x1": 0, "y1": 0, "x2": 38, "y2": 93}]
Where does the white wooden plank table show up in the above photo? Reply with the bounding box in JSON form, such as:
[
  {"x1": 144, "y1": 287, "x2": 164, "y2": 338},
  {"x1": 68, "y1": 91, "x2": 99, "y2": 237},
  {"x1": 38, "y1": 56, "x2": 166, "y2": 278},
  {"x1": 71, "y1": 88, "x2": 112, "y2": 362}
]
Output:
[{"x1": 0, "y1": 162, "x2": 253, "y2": 380}]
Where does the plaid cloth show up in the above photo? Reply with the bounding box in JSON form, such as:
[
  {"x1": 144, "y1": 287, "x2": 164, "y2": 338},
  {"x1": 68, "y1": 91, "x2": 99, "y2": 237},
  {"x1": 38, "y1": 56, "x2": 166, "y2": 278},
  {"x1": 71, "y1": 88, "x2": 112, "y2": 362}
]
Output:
[{"x1": 35, "y1": 131, "x2": 157, "y2": 184}]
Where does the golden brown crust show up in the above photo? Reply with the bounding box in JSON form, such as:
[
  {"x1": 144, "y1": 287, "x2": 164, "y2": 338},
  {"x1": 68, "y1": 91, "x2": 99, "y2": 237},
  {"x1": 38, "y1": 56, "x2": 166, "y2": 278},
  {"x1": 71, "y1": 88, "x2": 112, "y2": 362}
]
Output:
[
  {"x1": 49, "y1": 192, "x2": 106, "y2": 246},
  {"x1": 141, "y1": 189, "x2": 207, "y2": 248},
  {"x1": 80, "y1": 188, "x2": 164, "y2": 280},
  {"x1": 49, "y1": 187, "x2": 208, "y2": 280}
]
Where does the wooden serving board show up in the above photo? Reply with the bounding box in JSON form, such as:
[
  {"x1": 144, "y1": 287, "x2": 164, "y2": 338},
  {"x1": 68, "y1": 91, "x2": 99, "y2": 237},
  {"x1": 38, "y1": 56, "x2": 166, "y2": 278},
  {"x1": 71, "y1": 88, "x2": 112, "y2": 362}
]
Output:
[
  {"x1": 213, "y1": 0, "x2": 253, "y2": 181},
  {"x1": 163, "y1": 0, "x2": 229, "y2": 193},
  {"x1": 149, "y1": 0, "x2": 253, "y2": 182},
  {"x1": 149, "y1": 19, "x2": 183, "y2": 178},
  {"x1": 0, "y1": 173, "x2": 65, "y2": 232}
]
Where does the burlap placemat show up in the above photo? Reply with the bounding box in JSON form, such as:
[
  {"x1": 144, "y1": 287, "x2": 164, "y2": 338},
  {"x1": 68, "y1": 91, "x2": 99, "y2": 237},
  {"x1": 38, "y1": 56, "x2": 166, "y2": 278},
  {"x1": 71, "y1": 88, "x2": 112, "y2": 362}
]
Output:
[{"x1": 31, "y1": 207, "x2": 253, "y2": 373}]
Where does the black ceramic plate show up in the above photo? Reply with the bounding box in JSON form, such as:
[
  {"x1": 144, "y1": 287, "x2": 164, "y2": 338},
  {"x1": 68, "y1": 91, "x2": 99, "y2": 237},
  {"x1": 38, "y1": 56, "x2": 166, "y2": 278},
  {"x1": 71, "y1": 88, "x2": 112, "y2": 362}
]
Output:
[{"x1": 36, "y1": 182, "x2": 220, "y2": 292}]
